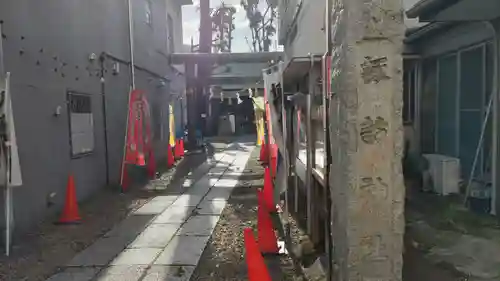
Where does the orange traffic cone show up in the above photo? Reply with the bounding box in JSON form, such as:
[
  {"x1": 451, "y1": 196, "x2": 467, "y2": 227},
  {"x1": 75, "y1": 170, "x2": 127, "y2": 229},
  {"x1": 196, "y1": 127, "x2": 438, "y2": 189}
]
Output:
[
  {"x1": 179, "y1": 138, "x2": 185, "y2": 157},
  {"x1": 257, "y1": 190, "x2": 279, "y2": 254},
  {"x1": 167, "y1": 144, "x2": 175, "y2": 168},
  {"x1": 244, "y1": 228, "x2": 273, "y2": 281},
  {"x1": 263, "y1": 167, "x2": 275, "y2": 211},
  {"x1": 57, "y1": 174, "x2": 81, "y2": 224}
]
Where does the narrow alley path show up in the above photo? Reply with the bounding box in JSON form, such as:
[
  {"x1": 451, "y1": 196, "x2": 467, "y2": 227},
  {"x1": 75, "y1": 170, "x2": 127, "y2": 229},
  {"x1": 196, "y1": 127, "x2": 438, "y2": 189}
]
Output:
[
  {"x1": 191, "y1": 143, "x2": 299, "y2": 281},
  {"x1": 0, "y1": 137, "x2": 296, "y2": 281},
  {"x1": 43, "y1": 139, "x2": 256, "y2": 280}
]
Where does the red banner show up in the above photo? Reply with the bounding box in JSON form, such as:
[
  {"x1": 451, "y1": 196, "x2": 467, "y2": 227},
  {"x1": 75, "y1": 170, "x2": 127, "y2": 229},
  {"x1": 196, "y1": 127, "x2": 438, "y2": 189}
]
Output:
[{"x1": 124, "y1": 90, "x2": 153, "y2": 166}]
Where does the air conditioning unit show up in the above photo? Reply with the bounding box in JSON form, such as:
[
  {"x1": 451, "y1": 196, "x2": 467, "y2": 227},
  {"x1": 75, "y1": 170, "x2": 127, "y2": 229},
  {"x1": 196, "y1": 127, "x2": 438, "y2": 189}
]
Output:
[{"x1": 423, "y1": 154, "x2": 461, "y2": 195}]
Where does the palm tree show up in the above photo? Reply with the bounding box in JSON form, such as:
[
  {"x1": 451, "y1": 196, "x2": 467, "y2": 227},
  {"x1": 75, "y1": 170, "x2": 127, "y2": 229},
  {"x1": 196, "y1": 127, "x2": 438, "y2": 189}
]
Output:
[{"x1": 240, "y1": 0, "x2": 277, "y2": 52}]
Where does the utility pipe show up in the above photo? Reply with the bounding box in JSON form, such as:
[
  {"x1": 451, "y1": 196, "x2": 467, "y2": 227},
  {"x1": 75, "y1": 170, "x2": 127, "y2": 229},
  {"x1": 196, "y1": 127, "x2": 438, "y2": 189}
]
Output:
[
  {"x1": 99, "y1": 54, "x2": 110, "y2": 185},
  {"x1": 119, "y1": 0, "x2": 136, "y2": 189},
  {"x1": 127, "y1": 0, "x2": 136, "y2": 89}
]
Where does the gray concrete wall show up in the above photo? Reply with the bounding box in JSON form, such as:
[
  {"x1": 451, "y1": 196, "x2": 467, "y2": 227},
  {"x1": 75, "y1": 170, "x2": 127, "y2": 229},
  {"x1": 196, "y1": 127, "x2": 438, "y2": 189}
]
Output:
[
  {"x1": 0, "y1": 0, "x2": 184, "y2": 233},
  {"x1": 283, "y1": 0, "x2": 326, "y2": 62},
  {"x1": 166, "y1": 0, "x2": 185, "y2": 52},
  {"x1": 329, "y1": 0, "x2": 405, "y2": 279},
  {"x1": 278, "y1": 0, "x2": 300, "y2": 44}
]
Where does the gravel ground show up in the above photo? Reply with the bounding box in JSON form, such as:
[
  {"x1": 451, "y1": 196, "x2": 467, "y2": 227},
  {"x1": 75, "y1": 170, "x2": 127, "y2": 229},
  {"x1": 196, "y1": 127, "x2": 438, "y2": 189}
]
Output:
[
  {"x1": 191, "y1": 147, "x2": 302, "y2": 281},
  {"x1": 0, "y1": 151, "x2": 211, "y2": 281},
  {"x1": 402, "y1": 237, "x2": 467, "y2": 281}
]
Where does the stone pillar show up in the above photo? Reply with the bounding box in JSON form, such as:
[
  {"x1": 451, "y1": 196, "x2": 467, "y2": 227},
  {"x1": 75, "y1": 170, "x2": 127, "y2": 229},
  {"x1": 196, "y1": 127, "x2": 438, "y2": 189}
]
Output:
[{"x1": 328, "y1": 0, "x2": 405, "y2": 280}]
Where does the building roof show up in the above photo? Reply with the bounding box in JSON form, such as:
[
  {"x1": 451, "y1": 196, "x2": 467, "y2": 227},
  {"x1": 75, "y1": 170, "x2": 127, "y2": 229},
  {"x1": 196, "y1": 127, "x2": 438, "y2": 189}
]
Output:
[
  {"x1": 406, "y1": 0, "x2": 461, "y2": 18},
  {"x1": 404, "y1": 22, "x2": 452, "y2": 43},
  {"x1": 169, "y1": 52, "x2": 283, "y2": 64}
]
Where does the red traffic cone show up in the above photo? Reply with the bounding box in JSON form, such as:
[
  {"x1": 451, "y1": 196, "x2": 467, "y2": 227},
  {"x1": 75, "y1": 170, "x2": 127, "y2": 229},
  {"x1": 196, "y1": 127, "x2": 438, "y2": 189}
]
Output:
[
  {"x1": 263, "y1": 167, "x2": 275, "y2": 211},
  {"x1": 57, "y1": 174, "x2": 81, "y2": 224},
  {"x1": 146, "y1": 150, "x2": 156, "y2": 179},
  {"x1": 244, "y1": 228, "x2": 272, "y2": 281},
  {"x1": 179, "y1": 138, "x2": 185, "y2": 157},
  {"x1": 257, "y1": 190, "x2": 279, "y2": 254},
  {"x1": 167, "y1": 144, "x2": 175, "y2": 168}
]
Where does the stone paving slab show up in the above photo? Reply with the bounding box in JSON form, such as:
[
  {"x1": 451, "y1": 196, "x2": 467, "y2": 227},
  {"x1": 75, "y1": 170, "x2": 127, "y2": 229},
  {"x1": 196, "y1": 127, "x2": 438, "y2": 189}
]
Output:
[
  {"x1": 153, "y1": 235, "x2": 211, "y2": 265},
  {"x1": 213, "y1": 178, "x2": 239, "y2": 188},
  {"x1": 133, "y1": 196, "x2": 177, "y2": 215},
  {"x1": 153, "y1": 205, "x2": 195, "y2": 224},
  {"x1": 206, "y1": 167, "x2": 228, "y2": 175},
  {"x1": 46, "y1": 141, "x2": 253, "y2": 281},
  {"x1": 104, "y1": 215, "x2": 154, "y2": 240},
  {"x1": 94, "y1": 265, "x2": 147, "y2": 281},
  {"x1": 110, "y1": 248, "x2": 162, "y2": 265},
  {"x1": 177, "y1": 215, "x2": 220, "y2": 236},
  {"x1": 169, "y1": 194, "x2": 204, "y2": 208},
  {"x1": 67, "y1": 236, "x2": 130, "y2": 266},
  {"x1": 196, "y1": 200, "x2": 228, "y2": 215},
  {"x1": 182, "y1": 178, "x2": 195, "y2": 188},
  {"x1": 45, "y1": 267, "x2": 101, "y2": 281},
  {"x1": 128, "y1": 223, "x2": 181, "y2": 249},
  {"x1": 184, "y1": 185, "x2": 212, "y2": 197},
  {"x1": 204, "y1": 187, "x2": 232, "y2": 201},
  {"x1": 141, "y1": 265, "x2": 196, "y2": 281},
  {"x1": 192, "y1": 176, "x2": 220, "y2": 189}
]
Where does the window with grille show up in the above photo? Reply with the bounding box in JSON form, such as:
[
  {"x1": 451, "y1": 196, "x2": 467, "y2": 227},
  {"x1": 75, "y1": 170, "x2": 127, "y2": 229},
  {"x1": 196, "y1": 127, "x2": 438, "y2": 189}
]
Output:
[{"x1": 67, "y1": 92, "x2": 94, "y2": 157}]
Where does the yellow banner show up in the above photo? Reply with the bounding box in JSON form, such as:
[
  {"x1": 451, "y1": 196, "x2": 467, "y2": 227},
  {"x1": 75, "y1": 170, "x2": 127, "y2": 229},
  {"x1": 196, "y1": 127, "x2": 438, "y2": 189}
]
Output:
[{"x1": 169, "y1": 104, "x2": 175, "y2": 146}]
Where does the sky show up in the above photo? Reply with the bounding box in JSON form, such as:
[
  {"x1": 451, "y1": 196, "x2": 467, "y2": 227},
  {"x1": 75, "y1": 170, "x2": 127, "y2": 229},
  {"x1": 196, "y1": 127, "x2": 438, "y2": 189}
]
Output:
[{"x1": 182, "y1": 0, "x2": 279, "y2": 52}]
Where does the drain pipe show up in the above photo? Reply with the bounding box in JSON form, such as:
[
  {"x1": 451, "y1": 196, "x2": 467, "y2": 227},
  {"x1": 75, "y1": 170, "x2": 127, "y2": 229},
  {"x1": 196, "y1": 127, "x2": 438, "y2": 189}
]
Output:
[
  {"x1": 99, "y1": 54, "x2": 110, "y2": 185},
  {"x1": 127, "y1": 0, "x2": 136, "y2": 89},
  {"x1": 119, "y1": 0, "x2": 136, "y2": 189}
]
